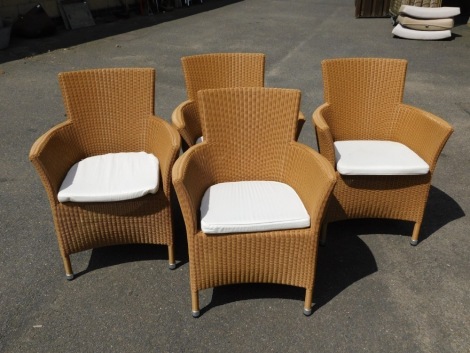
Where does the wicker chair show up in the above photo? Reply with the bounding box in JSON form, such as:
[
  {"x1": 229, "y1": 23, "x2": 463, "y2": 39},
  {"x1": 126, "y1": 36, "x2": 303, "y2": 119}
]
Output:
[
  {"x1": 171, "y1": 53, "x2": 305, "y2": 150},
  {"x1": 313, "y1": 58, "x2": 453, "y2": 245},
  {"x1": 172, "y1": 87, "x2": 336, "y2": 317},
  {"x1": 29, "y1": 68, "x2": 181, "y2": 279}
]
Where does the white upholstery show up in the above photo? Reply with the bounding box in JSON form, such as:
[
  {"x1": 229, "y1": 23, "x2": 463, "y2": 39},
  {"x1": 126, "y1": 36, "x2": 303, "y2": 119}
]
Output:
[
  {"x1": 397, "y1": 15, "x2": 454, "y2": 31},
  {"x1": 334, "y1": 140, "x2": 429, "y2": 176},
  {"x1": 399, "y1": 5, "x2": 460, "y2": 19},
  {"x1": 58, "y1": 152, "x2": 160, "y2": 203},
  {"x1": 392, "y1": 24, "x2": 451, "y2": 40},
  {"x1": 200, "y1": 181, "x2": 310, "y2": 234}
]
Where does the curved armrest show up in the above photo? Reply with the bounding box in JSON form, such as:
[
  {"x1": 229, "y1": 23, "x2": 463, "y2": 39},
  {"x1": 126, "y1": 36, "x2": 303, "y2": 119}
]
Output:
[
  {"x1": 282, "y1": 142, "x2": 336, "y2": 228},
  {"x1": 172, "y1": 144, "x2": 216, "y2": 236},
  {"x1": 29, "y1": 122, "x2": 84, "y2": 203},
  {"x1": 393, "y1": 104, "x2": 453, "y2": 172},
  {"x1": 171, "y1": 100, "x2": 202, "y2": 149},
  {"x1": 144, "y1": 116, "x2": 181, "y2": 196},
  {"x1": 312, "y1": 103, "x2": 336, "y2": 168}
]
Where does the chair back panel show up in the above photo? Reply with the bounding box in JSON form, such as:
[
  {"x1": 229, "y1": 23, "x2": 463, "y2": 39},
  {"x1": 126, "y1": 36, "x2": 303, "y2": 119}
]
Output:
[
  {"x1": 182, "y1": 53, "x2": 265, "y2": 102},
  {"x1": 322, "y1": 58, "x2": 407, "y2": 141},
  {"x1": 197, "y1": 87, "x2": 300, "y2": 181},
  {"x1": 58, "y1": 68, "x2": 155, "y2": 155}
]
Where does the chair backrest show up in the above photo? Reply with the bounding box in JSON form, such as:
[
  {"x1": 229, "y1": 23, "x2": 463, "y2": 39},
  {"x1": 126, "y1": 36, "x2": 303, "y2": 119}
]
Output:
[
  {"x1": 321, "y1": 58, "x2": 407, "y2": 141},
  {"x1": 58, "y1": 68, "x2": 155, "y2": 155},
  {"x1": 182, "y1": 53, "x2": 266, "y2": 102},
  {"x1": 197, "y1": 87, "x2": 301, "y2": 180}
]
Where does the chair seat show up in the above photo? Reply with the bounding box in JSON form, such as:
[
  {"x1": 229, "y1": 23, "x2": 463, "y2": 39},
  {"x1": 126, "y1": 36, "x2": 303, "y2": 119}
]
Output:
[
  {"x1": 58, "y1": 152, "x2": 160, "y2": 202},
  {"x1": 334, "y1": 140, "x2": 429, "y2": 176},
  {"x1": 200, "y1": 181, "x2": 310, "y2": 234}
]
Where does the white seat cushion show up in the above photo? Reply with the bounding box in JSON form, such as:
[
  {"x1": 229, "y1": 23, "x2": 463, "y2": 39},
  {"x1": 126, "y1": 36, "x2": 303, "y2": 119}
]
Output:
[
  {"x1": 200, "y1": 181, "x2": 310, "y2": 234},
  {"x1": 58, "y1": 152, "x2": 160, "y2": 203},
  {"x1": 399, "y1": 5, "x2": 460, "y2": 19},
  {"x1": 392, "y1": 24, "x2": 452, "y2": 40},
  {"x1": 334, "y1": 140, "x2": 429, "y2": 176},
  {"x1": 397, "y1": 15, "x2": 454, "y2": 31}
]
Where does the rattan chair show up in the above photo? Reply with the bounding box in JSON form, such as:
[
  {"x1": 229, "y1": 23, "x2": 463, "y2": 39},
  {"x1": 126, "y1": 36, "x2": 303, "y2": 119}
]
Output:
[
  {"x1": 172, "y1": 87, "x2": 336, "y2": 317},
  {"x1": 313, "y1": 58, "x2": 453, "y2": 245},
  {"x1": 171, "y1": 53, "x2": 305, "y2": 150},
  {"x1": 29, "y1": 68, "x2": 181, "y2": 279}
]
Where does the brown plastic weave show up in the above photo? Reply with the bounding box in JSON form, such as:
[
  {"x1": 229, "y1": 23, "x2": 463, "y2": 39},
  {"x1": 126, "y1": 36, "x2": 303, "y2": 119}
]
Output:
[
  {"x1": 312, "y1": 58, "x2": 453, "y2": 245},
  {"x1": 171, "y1": 53, "x2": 305, "y2": 149},
  {"x1": 389, "y1": 0, "x2": 442, "y2": 17},
  {"x1": 29, "y1": 68, "x2": 181, "y2": 278},
  {"x1": 172, "y1": 87, "x2": 336, "y2": 316}
]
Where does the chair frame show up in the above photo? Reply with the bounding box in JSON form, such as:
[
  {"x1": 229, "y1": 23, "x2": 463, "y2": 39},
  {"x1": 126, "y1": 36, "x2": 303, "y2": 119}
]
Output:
[
  {"x1": 313, "y1": 58, "x2": 453, "y2": 245},
  {"x1": 171, "y1": 52, "x2": 305, "y2": 150},
  {"x1": 172, "y1": 87, "x2": 336, "y2": 316},
  {"x1": 29, "y1": 68, "x2": 181, "y2": 279}
]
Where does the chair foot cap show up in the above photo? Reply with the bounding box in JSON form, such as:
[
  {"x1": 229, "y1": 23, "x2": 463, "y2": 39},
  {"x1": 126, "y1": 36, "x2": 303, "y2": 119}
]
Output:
[
  {"x1": 192, "y1": 310, "x2": 200, "y2": 318},
  {"x1": 169, "y1": 263, "x2": 176, "y2": 270},
  {"x1": 65, "y1": 273, "x2": 74, "y2": 281},
  {"x1": 303, "y1": 307, "x2": 313, "y2": 316},
  {"x1": 410, "y1": 239, "x2": 418, "y2": 246}
]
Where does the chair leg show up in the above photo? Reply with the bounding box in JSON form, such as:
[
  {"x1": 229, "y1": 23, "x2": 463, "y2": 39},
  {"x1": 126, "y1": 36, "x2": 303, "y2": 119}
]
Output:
[
  {"x1": 63, "y1": 255, "x2": 74, "y2": 280},
  {"x1": 191, "y1": 291, "x2": 200, "y2": 318},
  {"x1": 303, "y1": 289, "x2": 313, "y2": 316},
  {"x1": 410, "y1": 222, "x2": 421, "y2": 246},
  {"x1": 168, "y1": 245, "x2": 176, "y2": 269}
]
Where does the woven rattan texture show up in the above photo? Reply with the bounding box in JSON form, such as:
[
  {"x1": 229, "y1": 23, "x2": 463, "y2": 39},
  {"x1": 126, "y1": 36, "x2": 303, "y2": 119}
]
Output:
[
  {"x1": 30, "y1": 68, "x2": 181, "y2": 277},
  {"x1": 183, "y1": 53, "x2": 266, "y2": 102},
  {"x1": 172, "y1": 87, "x2": 336, "y2": 314},
  {"x1": 390, "y1": 0, "x2": 443, "y2": 17},
  {"x1": 172, "y1": 53, "x2": 305, "y2": 149},
  {"x1": 172, "y1": 53, "x2": 265, "y2": 147},
  {"x1": 313, "y1": 58, "x2": 453, "y2": 244}
]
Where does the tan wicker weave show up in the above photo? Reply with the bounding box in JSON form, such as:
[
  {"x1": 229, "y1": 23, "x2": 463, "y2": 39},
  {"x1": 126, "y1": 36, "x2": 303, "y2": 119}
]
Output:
[
  {"x1": 312, "y1": 58, "x2": 453, "y2": 245},
  {"x1": 29, "y1": 68, "x2": 181, "y2": 279},
  {"x1": 172, "y1": 87, "x2": 336, "y2": 317},
  {"x1": 171, "y1": 53, "x2": 305, "y2": 150},
  {"x1": 389, "y1": 0, "x2": 442, "y2": 17}
]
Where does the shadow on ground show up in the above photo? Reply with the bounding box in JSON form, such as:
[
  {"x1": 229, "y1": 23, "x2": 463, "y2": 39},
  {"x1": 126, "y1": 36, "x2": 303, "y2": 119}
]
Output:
[
  {"x1": 75, "y1": 184, "x2": 463, "y2": 312},
  {"x1": 0, "y1": 0, "x2": 242, "y2": 64}
]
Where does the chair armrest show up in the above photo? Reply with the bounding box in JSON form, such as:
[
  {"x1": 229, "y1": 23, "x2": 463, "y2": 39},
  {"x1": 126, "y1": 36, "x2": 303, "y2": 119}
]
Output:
[
  {"x1": 295, "y1": 111, "x2": 306, "y2": 140},
  {"x1": 29, "y1": 122, "x2": 84, "y2": 202},
  {"x1": 171, "y1": 100, "x2": 202, "y2": 149},
  {"x1": 393, "y1": 104, "x2": 453, "y2": 172},
  {"x1": 312, "y1": 103, "x2": 336, "y2": 168},
  {"x1": 172, "y1": 144, "x2": 216, "y2": 236},
  {"x1": 282, "y1": 142, "x2": 336, "y2": 228},
  {"x1": 144, "y1": 116, "x2": 181, "y2": 196}
]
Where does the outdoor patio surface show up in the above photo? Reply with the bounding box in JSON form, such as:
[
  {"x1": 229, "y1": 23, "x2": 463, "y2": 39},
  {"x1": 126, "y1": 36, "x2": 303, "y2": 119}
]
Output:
[{"x1": 0, "y1": 0, "x2": 469, "y2": 352}]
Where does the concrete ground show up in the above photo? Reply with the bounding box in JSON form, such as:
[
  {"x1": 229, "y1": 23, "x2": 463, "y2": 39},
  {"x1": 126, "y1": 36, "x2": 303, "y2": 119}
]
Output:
[{"x1": 0, "y1": 0, "x2": 469, "y2": 352}]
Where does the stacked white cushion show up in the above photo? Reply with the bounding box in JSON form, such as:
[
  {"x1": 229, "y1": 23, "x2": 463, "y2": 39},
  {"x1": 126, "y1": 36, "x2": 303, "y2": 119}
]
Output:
[
  {"x1": 393, "y1": 5, "x2": 459, "y2": 40},
  {"x1": 397, "y1": 15, "x2": 454, "y2": 31},
  {"x1": 58, "y1": 152, "x2": 160, "y2": 203},
  {"x1": 200, "y1": 181, "x2": 310, "y2": 234},
  {"x1": 399, "y1": 5, "x2": 460, "y2": 19},
  {"x1": 392, "y1": 24, "x2": 451, "y2": 40},
  {"x1": 334, "y1": 140, "x2": 429, "y2": 176}
]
